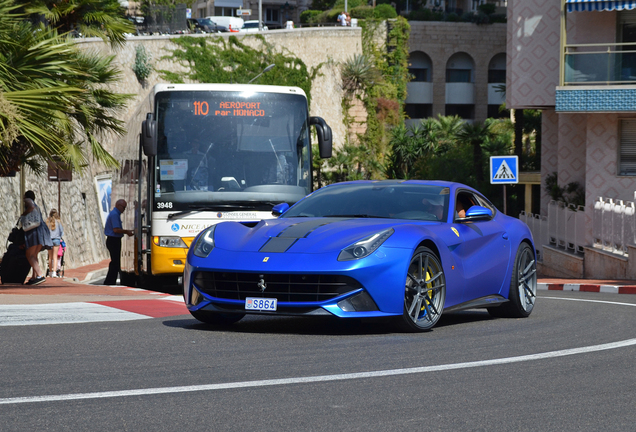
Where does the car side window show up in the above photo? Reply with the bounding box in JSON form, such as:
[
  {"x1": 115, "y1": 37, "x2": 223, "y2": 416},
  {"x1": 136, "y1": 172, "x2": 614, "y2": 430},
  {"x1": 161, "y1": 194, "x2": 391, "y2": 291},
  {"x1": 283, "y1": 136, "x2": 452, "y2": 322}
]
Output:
[{"x1": 454, "y1": 191, "x2": 479, "y2": 222}]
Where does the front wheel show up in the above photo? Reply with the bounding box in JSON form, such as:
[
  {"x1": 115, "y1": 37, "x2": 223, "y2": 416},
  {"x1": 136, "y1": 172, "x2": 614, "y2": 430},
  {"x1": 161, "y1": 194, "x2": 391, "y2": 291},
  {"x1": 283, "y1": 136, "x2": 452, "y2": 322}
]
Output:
[
  {"x1": 190, "y1": 310, "x2": 245, "y2": 325},
  {"x1": 396, "y1": 246, "x2": 446, "y2": 332},
  {"x1": 488, "y1": 242, "x2": 537, "y2": 318}
]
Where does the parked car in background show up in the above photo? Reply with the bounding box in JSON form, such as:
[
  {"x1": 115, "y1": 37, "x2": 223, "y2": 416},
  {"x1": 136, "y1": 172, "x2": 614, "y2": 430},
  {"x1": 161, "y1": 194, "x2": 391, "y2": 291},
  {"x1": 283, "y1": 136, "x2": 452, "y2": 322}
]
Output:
[
  {"x1": 187, "y1": 18, "x2": 227, "y2": 33},
  {"x1": 205, "y1": 16, "x2": 244, "y2": 32},
  {"x1": 240, "y1": 20, "x2": 268, "y2": 32}
]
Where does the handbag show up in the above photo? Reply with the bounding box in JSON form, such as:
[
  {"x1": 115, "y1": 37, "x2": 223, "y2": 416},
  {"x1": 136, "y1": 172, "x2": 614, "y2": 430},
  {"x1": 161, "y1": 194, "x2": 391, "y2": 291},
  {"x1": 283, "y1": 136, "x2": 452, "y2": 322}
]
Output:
[
  {"x1": 21, "y1": 207, "x2": 41, "y2": 232},
  {"x1": 8, "y1": 225, "x2": 25, "y2": 246}
]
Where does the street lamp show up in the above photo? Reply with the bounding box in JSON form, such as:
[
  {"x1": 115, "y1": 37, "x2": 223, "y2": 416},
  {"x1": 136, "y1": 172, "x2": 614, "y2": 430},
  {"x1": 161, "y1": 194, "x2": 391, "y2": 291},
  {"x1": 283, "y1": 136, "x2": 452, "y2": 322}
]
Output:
[{"x1": 248, "y1": 64, "x2": 275, "y2": 84}]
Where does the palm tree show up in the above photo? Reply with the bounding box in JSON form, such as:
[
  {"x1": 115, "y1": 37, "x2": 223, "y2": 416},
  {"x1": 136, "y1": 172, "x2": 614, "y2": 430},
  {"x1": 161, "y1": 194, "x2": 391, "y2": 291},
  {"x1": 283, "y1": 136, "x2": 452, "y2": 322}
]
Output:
[
  {"x1": 22, "y1": 0, "x2": 135, "y2": 48},
  {"x1": 0, "y1": 0, "x2": 132, "y2": 176},
  {"x1": 457, "y1": 121, "x2": 493, "y2": 185}
]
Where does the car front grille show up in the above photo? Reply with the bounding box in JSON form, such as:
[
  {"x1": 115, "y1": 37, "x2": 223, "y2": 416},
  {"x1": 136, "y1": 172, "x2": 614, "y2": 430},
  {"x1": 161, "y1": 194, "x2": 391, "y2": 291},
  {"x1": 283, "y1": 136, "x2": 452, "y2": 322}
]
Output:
[{"x1": 193, "y1": 272, "x2": 362, "y2": 303}]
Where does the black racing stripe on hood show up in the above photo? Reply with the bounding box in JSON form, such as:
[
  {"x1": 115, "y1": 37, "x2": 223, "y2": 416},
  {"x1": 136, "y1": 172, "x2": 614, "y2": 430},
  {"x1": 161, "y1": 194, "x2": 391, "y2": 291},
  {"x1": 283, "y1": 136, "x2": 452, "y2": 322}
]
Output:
[
  {"x1": 258, "y1": 219, "x2": 349, "y2": 253},
  {"x1": 278, "y1": 218, "x2": 349, "y2": 239},
  {"x1": 259, "y1": 237, "x2": 298, "y2": 253}
]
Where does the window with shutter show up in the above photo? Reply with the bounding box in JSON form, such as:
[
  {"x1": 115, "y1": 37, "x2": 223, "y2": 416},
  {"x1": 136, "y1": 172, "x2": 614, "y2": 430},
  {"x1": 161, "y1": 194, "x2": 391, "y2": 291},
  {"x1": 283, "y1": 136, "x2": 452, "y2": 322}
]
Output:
[{"x1": 620, "y1": 119, "x2": 636, "y2": 176}]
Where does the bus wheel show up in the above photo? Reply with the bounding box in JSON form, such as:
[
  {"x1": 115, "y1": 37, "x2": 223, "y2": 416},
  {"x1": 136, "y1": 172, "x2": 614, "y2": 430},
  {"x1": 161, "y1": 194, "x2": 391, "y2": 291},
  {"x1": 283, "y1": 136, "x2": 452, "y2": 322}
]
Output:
[
  {"x1": 190, "y1": 310, "x2": 245, "y2": 325},
  {"x1": 119, "y1": 271, "x2": 137, "y2": 287}
]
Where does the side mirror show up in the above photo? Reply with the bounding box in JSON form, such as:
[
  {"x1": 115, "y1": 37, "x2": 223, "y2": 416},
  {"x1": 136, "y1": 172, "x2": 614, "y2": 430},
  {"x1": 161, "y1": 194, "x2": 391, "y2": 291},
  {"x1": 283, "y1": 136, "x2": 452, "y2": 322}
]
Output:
[
  {"x1": 310, "y1": 116, "x2": 332, "y2": 159},
  {"x1": 463, "y1": 206, "x2": 493, "y2": 221},
  {"x1": 141, "y1": 113, "x2": 157, "y2": 156},
  {"x1": 272, "y1": 202, "x2": 290, "y2": 217}
]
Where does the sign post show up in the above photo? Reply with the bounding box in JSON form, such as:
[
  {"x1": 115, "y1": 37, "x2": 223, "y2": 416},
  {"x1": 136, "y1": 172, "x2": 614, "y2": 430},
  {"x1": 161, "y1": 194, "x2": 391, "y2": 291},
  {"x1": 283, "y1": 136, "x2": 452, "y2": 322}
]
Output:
[{"x1": 490, "y1": 156, "x2": 518, "y2": 215}]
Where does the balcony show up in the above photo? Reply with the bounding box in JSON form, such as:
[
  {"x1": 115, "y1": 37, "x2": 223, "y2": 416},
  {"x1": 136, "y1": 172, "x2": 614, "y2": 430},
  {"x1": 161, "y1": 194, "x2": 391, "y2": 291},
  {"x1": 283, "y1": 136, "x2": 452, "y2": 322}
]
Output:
[
  {"x1": 556, "y1": 42, "x2": 636, "y2": 113},
  {"x1": 564, "y1": 43, "x2": 636, "y2": 85}
]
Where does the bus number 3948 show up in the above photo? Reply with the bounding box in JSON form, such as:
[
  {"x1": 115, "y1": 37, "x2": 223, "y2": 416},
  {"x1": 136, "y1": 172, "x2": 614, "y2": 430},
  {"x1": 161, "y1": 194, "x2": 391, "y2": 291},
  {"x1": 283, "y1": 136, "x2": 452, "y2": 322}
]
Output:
[{"x1": 157, "y1": 202, "x2": 174, "y2": 209}]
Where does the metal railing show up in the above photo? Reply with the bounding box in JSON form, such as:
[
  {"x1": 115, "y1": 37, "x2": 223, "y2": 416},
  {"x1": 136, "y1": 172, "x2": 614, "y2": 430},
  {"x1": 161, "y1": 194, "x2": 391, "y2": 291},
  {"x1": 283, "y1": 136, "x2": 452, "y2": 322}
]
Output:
[
  {"x1": 593, "y1": 197, "x2": 636, "y2": 256},
  {"x1": 564, "y1": 42, "x2": 636, "y2": 85},
  {"x1": 519, "y1": 211, "x2": 548, "y2": 262},
  {"x1": 547, "y1": 200, "x2": 586, "y2": 254}
]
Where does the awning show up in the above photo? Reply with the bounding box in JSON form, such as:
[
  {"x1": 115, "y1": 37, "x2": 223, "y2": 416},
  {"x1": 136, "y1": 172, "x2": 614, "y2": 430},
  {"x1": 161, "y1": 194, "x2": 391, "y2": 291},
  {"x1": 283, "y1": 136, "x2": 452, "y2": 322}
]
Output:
[
  {"x1": 566, "y1": 0, "x2": 636, "y2": 12},
  {"x1": 214, "y1": 0, "x2": 243, "y2": 8}
]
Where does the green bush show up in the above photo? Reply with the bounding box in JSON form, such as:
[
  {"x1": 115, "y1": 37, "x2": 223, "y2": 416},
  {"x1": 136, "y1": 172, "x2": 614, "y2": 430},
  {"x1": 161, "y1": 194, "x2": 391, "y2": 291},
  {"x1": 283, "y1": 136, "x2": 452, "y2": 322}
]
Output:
[
  {"x1": 374, "y1": 3, "x2": 397, "y2": 18},
  {"x1": 444, "y1": 12, "x2": 459, "y2": 22},
  {"x1": 300, "y1": 10, "x2": 322, "y2": 23},
  {"x1": 351, "y1": 5, "x2": 374, "y2": 19}
]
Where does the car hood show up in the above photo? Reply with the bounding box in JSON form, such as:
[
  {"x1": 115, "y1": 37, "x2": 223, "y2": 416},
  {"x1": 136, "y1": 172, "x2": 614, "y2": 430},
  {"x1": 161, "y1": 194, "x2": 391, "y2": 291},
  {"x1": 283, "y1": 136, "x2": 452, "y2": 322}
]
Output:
[{"x1": 213, "y1": 217, "x2": 433, "y2": 254}]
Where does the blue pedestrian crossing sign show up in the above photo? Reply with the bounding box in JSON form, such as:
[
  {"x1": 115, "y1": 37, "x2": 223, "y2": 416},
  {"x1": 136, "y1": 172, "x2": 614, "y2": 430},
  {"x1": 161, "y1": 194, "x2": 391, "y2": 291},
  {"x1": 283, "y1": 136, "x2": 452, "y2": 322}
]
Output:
[{"x1": 490, "y1": 156, "x2": 518, "y2": 184}]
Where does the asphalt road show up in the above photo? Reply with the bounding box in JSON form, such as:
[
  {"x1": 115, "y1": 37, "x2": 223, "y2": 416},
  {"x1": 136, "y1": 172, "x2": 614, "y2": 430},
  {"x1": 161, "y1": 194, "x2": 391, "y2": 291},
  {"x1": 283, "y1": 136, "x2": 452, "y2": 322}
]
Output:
[{"x1": 1, "y1": 290, "x2": 635, "y2": 431}]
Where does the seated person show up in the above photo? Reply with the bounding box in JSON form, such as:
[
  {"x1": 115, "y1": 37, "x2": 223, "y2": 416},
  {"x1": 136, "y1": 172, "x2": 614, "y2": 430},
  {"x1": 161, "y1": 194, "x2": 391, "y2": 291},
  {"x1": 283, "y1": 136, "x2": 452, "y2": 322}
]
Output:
[
  {"x1": 456, "y1": 194, "x2": 476, "y2": 219},
  {"x1": 421, "y1": 198, "x2": 443, "y2": 221}
]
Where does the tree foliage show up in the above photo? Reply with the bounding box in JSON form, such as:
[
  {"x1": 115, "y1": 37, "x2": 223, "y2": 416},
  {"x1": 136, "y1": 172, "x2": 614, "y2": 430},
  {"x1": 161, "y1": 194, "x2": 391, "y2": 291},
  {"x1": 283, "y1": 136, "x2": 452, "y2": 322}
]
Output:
[
  {"x1": 0, "y1": 0, "x2": 133, "y2": 176},
  {"x1": 160, "y1": 35, "x2": 320, "y2": 107}
]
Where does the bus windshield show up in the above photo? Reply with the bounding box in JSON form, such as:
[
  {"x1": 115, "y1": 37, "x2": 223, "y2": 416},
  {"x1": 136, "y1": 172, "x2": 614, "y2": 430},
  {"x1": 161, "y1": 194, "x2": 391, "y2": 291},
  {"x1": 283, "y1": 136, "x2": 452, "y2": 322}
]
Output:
[{"x1": 154, "y1": 90, "x2": 311, "y2": 212}]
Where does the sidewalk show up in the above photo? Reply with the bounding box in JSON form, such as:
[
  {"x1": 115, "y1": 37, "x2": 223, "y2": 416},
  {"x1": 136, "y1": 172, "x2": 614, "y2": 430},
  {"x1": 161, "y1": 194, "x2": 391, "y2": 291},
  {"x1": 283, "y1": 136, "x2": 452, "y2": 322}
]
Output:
[
  {"x1": 0, "y1": 260, "x2": 175, "y2": 305},
  {"x1": 1, "y1": 260, "x2": 635, "y2": 306}
]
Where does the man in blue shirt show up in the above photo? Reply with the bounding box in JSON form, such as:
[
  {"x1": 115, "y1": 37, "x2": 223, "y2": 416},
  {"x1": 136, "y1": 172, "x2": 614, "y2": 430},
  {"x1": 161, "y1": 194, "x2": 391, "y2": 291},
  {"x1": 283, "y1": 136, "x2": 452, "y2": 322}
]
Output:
[{"x1": 104, "y1": 199, "x2": 134, "y2": 285}]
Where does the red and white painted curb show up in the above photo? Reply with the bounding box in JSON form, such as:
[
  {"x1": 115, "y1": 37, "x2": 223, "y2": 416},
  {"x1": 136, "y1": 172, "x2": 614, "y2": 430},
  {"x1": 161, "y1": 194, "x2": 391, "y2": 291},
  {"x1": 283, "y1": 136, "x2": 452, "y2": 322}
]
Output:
[
  {"x1": 538, "y1": 283, "x2": 636, "y2": 295},
  {"x1": 0, "y1": 296, "x2": 189, "y2": 327}
]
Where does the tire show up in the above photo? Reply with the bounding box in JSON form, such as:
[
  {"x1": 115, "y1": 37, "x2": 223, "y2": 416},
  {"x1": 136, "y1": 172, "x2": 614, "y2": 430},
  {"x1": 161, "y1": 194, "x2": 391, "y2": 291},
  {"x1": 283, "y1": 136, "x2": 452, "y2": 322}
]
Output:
[
  {"x1": 396, "y1": 246, "x2": 446, "y2": 332},
  {"x1": 190, "y1": 309, "x2": 245, "y2": 325},
  {"x1": 488, "y1": 242, "x2": 537, "y2": 318}
]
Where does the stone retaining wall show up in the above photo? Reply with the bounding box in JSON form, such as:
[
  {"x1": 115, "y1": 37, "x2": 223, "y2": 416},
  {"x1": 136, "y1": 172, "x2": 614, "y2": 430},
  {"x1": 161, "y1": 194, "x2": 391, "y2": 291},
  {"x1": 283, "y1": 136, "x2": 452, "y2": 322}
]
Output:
[{"x1": 0, "y1": 28, "x2": 362, "y2": 272}]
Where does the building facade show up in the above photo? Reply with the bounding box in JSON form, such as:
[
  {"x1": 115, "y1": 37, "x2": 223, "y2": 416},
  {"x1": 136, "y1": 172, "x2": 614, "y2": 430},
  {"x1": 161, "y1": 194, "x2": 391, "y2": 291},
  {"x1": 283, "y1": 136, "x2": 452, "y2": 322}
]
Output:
[
  {"x1": 406, "y1": 21, "x2": 507, "y2": 126},
  {"x1": 508, "y1": 0, "x2": 636, "y2": 278},
  {"x1": 190, "y1": 0, "x2": 307, "y2": 28}
]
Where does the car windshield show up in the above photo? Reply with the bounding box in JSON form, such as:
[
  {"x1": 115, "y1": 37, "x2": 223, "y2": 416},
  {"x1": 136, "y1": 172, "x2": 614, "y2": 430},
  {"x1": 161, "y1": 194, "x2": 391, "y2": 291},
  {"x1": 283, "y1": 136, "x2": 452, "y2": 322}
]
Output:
[
  {"x1": 243, "y1": 22, "x2": 259, "y2": 28},
  {"x1": 283, "y1": 183, "x2": 450, "y2": 221},
  {"x1": 198, "y1": 19, "x2": 215, "y2": 26}
]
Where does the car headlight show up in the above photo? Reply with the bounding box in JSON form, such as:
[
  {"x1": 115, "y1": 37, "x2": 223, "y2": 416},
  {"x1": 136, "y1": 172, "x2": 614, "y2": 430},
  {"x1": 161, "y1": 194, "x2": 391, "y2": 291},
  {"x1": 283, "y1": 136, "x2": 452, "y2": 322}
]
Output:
[
  {"x1": 338, "y1": 228, "x2": 394, "y2": 261},
  {"x1": 192, "y1": 226, "x2": 216, "y2": 258},
  {"x1": 154, "y1": 236, "x2": 188, "y2": 248}
]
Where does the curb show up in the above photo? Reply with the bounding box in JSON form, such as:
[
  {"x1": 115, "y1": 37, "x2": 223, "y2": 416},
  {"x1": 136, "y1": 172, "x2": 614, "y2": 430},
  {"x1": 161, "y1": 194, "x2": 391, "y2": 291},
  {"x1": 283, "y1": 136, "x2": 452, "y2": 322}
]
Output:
[{"x1": 538, "y1": 283, "x2": 636, "y2": 295}]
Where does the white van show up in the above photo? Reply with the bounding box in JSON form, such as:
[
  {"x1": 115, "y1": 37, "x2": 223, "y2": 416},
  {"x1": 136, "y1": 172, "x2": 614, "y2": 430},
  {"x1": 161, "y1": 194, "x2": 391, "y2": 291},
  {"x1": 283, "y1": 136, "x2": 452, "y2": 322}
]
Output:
[{"x1": 205, "y1": 16, "x2": 244, "y2": 32}]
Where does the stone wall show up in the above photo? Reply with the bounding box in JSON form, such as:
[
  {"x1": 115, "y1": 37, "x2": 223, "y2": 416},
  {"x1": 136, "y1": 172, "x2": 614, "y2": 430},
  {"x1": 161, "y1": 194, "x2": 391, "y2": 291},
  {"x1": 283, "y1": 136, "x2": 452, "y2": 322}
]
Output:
[{"x1": 0, "y1": 28, "x2": 362, "y2": 271}]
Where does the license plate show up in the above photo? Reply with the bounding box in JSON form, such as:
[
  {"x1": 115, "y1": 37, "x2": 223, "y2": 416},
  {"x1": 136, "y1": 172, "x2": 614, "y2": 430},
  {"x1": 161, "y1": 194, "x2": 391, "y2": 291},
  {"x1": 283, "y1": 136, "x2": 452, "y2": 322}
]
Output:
[{"x1": 245, "y1": 297, "x2": 277, "y2": 311}]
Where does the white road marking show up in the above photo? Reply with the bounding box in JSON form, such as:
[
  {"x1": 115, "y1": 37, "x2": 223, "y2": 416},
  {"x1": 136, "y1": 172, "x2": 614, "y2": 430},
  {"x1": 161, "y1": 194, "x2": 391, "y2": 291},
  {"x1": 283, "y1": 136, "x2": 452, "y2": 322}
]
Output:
[
  {"x1": 2, "y1": 338, "x2": 635, "y2": 405},
  {"x1": 0, "y1": 303, "x2": 150, "y2": 326},
  {"x1": 539, "y1": 296, "x2": 636, "y2": 307}
]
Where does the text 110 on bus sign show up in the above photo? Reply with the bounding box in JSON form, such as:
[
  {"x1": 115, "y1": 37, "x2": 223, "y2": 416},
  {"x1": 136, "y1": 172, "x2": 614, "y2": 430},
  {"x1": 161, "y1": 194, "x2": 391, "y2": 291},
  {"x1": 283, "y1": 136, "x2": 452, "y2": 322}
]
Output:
[{"x1": 193, "y1": 101, "x2": 266, "y2": 117}]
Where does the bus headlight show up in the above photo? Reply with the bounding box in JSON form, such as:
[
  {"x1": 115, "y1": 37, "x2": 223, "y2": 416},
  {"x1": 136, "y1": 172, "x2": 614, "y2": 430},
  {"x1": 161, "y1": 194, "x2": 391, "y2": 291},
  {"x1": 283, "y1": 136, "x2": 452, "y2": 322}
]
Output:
[
  {"x1": 154, "y1": 236, "x2": 188, "y2": 248},
  {"x1": 192, "y1": 226, "x2": 216, "y2": 258}
]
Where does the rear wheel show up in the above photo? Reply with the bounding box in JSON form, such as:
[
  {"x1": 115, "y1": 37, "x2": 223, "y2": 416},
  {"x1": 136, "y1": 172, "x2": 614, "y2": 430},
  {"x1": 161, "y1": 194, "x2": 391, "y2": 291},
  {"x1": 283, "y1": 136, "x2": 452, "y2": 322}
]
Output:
[
  {"x1": 397, "y1": 246, "x2": 446, "y2": 332},
  {"x1": 190, "y1": 310, "x2": 245, "y2": 325},
  {"x1": 488, "y1": 242, "x2": 537, "y2": 318}
]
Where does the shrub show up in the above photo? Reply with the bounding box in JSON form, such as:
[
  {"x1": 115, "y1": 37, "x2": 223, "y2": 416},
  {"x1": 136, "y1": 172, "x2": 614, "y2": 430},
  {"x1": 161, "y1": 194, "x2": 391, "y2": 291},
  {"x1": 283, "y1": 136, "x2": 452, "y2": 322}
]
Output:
[
  {"x1": 300, "y1": 10, "x2": 322, "y2": 23},
  {"x1": 351, "y1": 5, "x2": 374, "y2": 19},
  {"x1": 132, "y1": 45, "x2": 152, "y2": 82},
  {"x1": 374, "y1": 3, "x2": 397, "y2": 19}
]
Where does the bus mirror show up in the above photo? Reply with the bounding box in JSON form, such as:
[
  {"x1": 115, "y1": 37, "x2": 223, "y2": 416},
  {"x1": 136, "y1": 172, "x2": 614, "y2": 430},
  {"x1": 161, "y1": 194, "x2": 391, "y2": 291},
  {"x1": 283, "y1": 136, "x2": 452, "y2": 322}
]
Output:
[
  {"x1": 310, "y1": 116, "x2": 332, "y2": 159},
  {"x1": 141, "y1": 113, "x2": 157, "y2": 156}
]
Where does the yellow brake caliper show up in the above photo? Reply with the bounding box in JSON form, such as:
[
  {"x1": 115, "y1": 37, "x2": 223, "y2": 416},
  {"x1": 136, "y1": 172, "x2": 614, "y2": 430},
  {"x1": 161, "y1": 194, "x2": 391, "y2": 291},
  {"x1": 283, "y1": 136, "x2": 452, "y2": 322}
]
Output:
[{"x1": 421, "y1": 269, "x2": 433, "y2": 311}]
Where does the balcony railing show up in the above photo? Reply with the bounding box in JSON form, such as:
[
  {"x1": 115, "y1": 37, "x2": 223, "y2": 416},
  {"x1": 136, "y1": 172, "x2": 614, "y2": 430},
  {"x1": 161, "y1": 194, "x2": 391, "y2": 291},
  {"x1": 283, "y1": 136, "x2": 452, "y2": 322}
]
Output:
[
  {"x1": 564, "y1": 42, "x2": 636, "y2": 85},
  {"x1": 593, "y1": 197, "x2": 636, "y2": 256}
]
